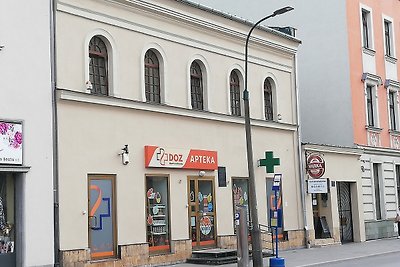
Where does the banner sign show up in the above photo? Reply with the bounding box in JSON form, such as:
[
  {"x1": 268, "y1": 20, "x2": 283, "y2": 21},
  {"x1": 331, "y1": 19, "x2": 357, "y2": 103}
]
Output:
[
  {"x1": 0, "y1": 121, "x2": 23, "y2": 165},
  {"x1": 145, "y1": 146, "x2": 218, "y2": 170},
  {"x1": 307, "y1": 178, "x2": 329, "y2": 193}
]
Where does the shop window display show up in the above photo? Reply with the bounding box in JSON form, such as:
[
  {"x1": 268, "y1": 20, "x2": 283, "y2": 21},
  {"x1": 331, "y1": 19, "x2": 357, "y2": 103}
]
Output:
[
  {"x1": 0, "y1": 174, "x2": 15, "y2": 255},
  {"x1": 146, "y1": 176, "x2": 170, "y2": 253}
]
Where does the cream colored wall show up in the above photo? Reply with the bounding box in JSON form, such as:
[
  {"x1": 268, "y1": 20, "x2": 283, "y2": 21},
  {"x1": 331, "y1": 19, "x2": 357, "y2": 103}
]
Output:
[
  {"x1": 57, "y1": 101, "x2": 300, "y2": 249},
  {"x1": 56, "y1": 0, "x2": 298, "y2": 124},
  {"x1": 56, "y1": 0, "x2": 300, "y2": 251},
  {"x1": 304, "y1": 147, "x2": 365, "y2": 242}
]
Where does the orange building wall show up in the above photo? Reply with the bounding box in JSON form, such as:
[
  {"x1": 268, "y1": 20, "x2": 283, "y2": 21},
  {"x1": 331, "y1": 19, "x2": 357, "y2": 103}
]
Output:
[{"x1": 347, "y1": 0, "x2": 400, "y2": 147}]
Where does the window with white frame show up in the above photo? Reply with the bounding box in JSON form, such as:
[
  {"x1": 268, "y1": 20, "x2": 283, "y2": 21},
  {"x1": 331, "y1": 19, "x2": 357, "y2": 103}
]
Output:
[
  {"x1": 388, "y1": 90, "x2": 398, "y2": 131},
  {"x1": 361, "y1": 9, "x2": 372, "y2": 49},
  {"x1": 384, "y1": 19, "x2": 394, "y2": 57},
  {"x1": 373, "y1": 163, "x2": 382, "y2": 220},
  {"x1": 396, "y1": 165, "x2": 400, "y2": 207},
  {"x1": 366, "y1": 84, "x2": 378, "y2": 127}
]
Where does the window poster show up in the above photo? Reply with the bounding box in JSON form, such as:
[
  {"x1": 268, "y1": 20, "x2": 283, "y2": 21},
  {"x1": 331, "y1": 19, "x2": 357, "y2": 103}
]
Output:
[{"x1": 146, "y1": 176, "x2": 170, "y2": 253}]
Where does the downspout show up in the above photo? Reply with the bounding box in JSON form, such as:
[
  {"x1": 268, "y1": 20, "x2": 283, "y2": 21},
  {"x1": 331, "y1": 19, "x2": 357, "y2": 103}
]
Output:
[
  {"x1": 50, "y1": 0, "x2": 60, "y2": 266},
  {"x1": 294, "y1": 52, "x2": 310, "y2": 248}
]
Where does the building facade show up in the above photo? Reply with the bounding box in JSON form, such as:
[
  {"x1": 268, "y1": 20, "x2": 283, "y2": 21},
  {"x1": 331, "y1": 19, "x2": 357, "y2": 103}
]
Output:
[
  {"x1": 55, "y1": 0, "x2": 301, "y2": 265},
  {"x1": 0, "y1": 1, "x2": 55, "y2": 266},
  {"x1": 193, "y1": 0, "x2": 400, "y2": 243}
]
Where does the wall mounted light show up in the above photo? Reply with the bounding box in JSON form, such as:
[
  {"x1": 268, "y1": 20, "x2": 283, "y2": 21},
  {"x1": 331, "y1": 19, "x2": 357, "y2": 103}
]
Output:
[{"x1": 119, "y1": 145, "x2": 129, "y2": 165}]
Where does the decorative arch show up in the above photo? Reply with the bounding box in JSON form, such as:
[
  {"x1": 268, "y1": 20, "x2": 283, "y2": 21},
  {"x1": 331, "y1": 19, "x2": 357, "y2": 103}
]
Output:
[{"x1": 84, "y1": 29, "x2": 118, "y2": 96}]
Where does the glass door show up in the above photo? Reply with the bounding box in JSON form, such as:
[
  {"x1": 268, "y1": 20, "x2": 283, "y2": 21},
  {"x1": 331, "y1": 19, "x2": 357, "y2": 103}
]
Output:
[
  {"x1": 88, "y1": 175, "x2": 117, "y2": 260},
  {"x1": 188, "y1": 177, "x2": 216, "y2": 248}
]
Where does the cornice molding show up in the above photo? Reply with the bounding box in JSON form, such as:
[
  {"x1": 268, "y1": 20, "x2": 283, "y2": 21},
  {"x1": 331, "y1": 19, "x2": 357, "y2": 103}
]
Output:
[
  {"x1": 57, "y1": 88, "x2": 298, "y2": 132},
  {"x1": 302, "y1": 143, "x2": 362, "y2": 156}
]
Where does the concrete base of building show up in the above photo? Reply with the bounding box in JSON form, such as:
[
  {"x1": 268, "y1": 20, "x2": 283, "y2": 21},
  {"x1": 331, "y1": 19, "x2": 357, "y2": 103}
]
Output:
[
  {"x1": 60, "y1": 239, "x2": 191, "y2": 267},
  {"x1": 365, "y1": 220, "x2": 398, "y2": 240},
  {"x1": 60, "y1": 231, "x2": 306, "y2": 266}
]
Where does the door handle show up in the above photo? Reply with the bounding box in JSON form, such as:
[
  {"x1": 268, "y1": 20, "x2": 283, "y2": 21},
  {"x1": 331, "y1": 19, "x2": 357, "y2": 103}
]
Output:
[{"x1": 89, "y1": 215, "x2": 98, "y2": 229}]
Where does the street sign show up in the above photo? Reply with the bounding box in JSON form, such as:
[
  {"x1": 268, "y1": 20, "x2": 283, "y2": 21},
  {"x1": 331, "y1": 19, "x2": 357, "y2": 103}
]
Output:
[{"x1": 272, "y1": 174, "x2": 282, "y2": 191}]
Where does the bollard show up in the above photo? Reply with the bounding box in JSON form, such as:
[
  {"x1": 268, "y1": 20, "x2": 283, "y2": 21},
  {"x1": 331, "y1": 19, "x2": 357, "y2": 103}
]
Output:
[{"x1": 236, "y1": 206, "x2": 249, "y2": 267}]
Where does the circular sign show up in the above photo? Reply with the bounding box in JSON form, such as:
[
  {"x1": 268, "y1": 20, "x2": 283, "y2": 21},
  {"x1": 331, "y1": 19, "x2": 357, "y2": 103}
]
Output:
[
  {"x1": 307, "y1": 154, "x2": 325, "y2": 178},
  {"x1": 200, "y1": 216, "x2": 212, "y2": 235}
]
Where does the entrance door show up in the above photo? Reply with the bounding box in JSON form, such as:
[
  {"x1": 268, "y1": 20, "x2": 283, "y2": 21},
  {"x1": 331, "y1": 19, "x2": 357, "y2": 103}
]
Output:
[
  {"x1": 88, "y1": 175, "x2": 117, "y2": 259},
  {"x1": 337, "y1": 182, "x2": 354, "y2": 243},
  {"x1": 188, "y1": 177, "x2": 216, "y2": 248}
]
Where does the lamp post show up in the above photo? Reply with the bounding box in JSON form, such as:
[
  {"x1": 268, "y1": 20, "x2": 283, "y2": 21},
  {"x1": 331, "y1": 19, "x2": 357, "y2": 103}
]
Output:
[{"x1": 243, "y1": 6, "x2": 293, "y2": 267}]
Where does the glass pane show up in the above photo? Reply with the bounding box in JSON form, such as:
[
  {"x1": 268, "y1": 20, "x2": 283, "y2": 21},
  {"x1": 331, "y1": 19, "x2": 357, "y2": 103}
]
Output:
[
  {"x1": 232, "y1": 179, "x2": 250, "y2": 225},
  {"x1": 199, "y1": 215, "x2": 214, "y2": 242},
  {"x1": 198, "y1": 181, "x2": 213, "y2": 213},
  {"x1": 89, "y1": 179, "x2": 114, "y2": 258},
  {"x1": 146, "y1": 177, "x2": 170, "y2": 252},
  {"x1": 0, "y1": 174, "x2": 15, "y2": 256}
]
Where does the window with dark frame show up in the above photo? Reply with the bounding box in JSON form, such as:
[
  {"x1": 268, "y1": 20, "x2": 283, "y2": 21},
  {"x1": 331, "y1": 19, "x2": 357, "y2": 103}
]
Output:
[
  {"x1": 145, "y1": 50, "x2": 161, "y2": 103},
  {"x1": 190, "y1": 61, "x2": 204, "y2": 110},
  {"x1": 389, "y1": 91, "x2": 396, "y2": 130},
  {"x1": 384, "y1": 20, "x2": 392, "y2": 56},
  {"x1": 396, "y1": 165, "x2": 400, "y2": 206},
  {"x1": 264, "y1": 79, "x2": 274, "y2": 121},
  {"x1": 362, "y1": 9, "x2": 370, "y2": 49},
  {"x1": 89, "y1": 36, "x2": 109, "y2": 96},
  {"x1": 230, "y1": 71, "x2": 241, "y2": 116},
  {"x1": 366, "y1": 85, "x2": 375, "y2": 127},
  {"x1": 373, "y1": 163, "x2": 382, "y2": 220}
]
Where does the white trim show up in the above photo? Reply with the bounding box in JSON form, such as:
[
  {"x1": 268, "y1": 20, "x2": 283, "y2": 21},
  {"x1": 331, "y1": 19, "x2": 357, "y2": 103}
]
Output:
[
  {"x1": 140, "y1": 43, "x2": 168, "y2": 104},
  {"x1": 84, "y1": 29, "x2": 118, "y2": 96},
  {"x1": 187, "y1": 55, "x2": 211, "y2": 111},
  {"x1": 226, "y1": 65, "x2": 244, "y2": 116}
]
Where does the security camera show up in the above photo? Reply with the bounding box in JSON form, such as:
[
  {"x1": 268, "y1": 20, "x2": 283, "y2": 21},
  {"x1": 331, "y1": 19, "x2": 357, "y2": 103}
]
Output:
[
  {"x1": 199, "y1": 171, "x2": 205, "y2": 177},
  {"x1": 122, "y1": 153, "x2": 129, "y2": 165}
]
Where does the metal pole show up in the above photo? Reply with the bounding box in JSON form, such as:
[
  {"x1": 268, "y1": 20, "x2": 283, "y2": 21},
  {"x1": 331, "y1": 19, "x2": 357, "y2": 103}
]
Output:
[
  {"x1": 274, "y1": 190, "x2": 279, "y2": 258},
  {"x1": 244, "y1": 7, "x2": 293, "y2": 266},
  {"x1": 237, "y1": 206, "x2": 249, "y2": 267}
]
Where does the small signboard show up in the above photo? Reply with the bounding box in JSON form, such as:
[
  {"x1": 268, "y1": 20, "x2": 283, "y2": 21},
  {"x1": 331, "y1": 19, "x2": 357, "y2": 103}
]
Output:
[
  {"x1": 0, "y1": 121, "x2": 23, "y2": 165},
  {"x1": 307, "y1": 153, "x2": 326, "y2": 178},
  {"x1": 272, "y1": 174, "x2": 282, "y2": 191},
  {"x1": 218, "y1": 166, "x2": 227, "y2": 187},
  {"x1": 307, "y1": 178, "x2": 329, "y2": 193}
]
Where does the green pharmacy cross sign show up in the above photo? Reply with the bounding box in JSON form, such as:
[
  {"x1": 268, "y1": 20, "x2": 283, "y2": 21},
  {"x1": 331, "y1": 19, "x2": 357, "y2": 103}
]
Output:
[{"x1": 259, "y1": 151, "x2": 280, "y2": 173}]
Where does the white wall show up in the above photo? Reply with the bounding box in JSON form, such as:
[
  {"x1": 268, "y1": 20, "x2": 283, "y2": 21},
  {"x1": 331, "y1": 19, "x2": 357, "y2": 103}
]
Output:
[{"x1": 0, "y1": 1, "x2": 54, "y2": 266}]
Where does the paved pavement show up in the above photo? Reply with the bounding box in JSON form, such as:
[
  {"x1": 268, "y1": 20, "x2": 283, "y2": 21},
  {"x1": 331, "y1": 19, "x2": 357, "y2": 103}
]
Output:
[{"x1": 168, "y1": 237, "x2": 400, "y2": 267}]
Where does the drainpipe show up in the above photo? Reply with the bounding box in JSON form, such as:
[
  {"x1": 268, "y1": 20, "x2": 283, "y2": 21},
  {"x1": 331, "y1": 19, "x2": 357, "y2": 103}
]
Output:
[
  {"x1": 293, "y1": 52, "x2": 310, "y2": 248},
  {"x1": 50, "y1": 0, "x2": 60, "y2": 266}
]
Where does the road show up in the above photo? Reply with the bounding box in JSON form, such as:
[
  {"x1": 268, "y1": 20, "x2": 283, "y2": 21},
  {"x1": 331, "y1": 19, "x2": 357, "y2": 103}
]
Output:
[{"x1": 315, "y1": 251, "x2": 400, "y2": 267}]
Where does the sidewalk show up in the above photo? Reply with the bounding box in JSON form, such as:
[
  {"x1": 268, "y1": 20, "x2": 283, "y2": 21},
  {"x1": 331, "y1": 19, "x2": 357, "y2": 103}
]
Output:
[{"x1": 169, "y1": 238, "x2": 400, "y2": 267}]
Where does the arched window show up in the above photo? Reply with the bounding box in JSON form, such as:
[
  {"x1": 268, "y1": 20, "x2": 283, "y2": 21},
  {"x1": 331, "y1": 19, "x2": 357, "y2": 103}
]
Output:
[
  {"x1": 89, "y1": 36, "x2": 108, "y2": 95},
  {"x1": 264, "y1": 79, "x2": 274, "y2": 120},
  {"x1": 190, "y1": 61, "x2": 204, "y2": 110},
  {"x1": 230, "y1": 71, "x2": 241, "y2": 116},
  {"x1": 145, "y1": 50, "x2": 161, "y2": 103}
]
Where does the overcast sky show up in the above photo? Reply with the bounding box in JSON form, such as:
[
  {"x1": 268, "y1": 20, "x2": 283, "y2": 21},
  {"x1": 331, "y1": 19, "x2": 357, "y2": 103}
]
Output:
[{"x1": 187, "y1": 0, "x2": 298, "y2": 26}]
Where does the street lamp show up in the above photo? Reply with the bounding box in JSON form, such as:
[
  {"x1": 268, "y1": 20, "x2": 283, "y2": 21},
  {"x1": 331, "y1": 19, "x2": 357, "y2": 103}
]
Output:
[{"x1": 243, "y1": 6, "x2": 294, "y2": 267}]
